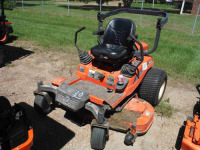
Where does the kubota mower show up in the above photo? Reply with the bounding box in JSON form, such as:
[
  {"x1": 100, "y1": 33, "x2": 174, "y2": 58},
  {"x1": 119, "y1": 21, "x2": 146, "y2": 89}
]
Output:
[
  {"x1": 0, "y1": 0, "x2": 13, "y2": 66},
  {"x1": 0, "y1": 0, "x2": 13, "y2": 44},
  {"x1": 179, "y1": 85, "x2": 200, "y2": 150},
  {"x1": 0, "y1": 96, "x2": 33, "y2": 150},
  {"x1": 34, "y1": 8, "x2": 168, "y2": 149}
]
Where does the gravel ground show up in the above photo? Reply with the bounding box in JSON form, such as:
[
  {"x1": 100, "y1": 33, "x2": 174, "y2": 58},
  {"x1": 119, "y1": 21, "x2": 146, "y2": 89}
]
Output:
[{"x1": 0, "y1": 41, "x2": 198, "y2": 150}]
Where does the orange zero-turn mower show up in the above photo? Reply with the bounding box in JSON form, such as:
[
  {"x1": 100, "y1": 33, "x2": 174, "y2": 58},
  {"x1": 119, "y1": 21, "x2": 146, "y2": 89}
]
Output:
[
  {"x1": 0, "y1": 96, "x2": 33, "y2": 150},
  {"x1": 180, "y1": 85, "x2": 200, "y2": 150},
  {"x1": 0, "y1": 0, "x2": 13, "y2": 44},
  {"x1": 0, "y1": 0, "x2": 13, "y2": 66},
  {"x1": 33, "y1": 8, "x2": 168, "y2": 149}
]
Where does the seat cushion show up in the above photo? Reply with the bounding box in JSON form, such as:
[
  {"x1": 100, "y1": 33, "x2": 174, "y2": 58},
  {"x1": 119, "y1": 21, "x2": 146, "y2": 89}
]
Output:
[{"x1": 91, "y1": 44, "x2": 128, "y2": 60}]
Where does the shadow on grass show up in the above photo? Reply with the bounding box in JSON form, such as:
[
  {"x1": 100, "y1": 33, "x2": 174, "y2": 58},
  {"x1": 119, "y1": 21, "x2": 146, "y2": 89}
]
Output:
[
  {"x1": 19, "y1": 102, "x2": 75, "y2": 150},
  {"x1": 1, "y1": 41, "x2": 34, "y2": 67},
  {"x1": 59, "y1": 4, "x2": 118, "y2": 11},
  {"x1": 59, "y1": 4, "x2": 184, "y2": 14},
  {"x1": 16, "y1": 2, "x2": 41, "y2": 7}
]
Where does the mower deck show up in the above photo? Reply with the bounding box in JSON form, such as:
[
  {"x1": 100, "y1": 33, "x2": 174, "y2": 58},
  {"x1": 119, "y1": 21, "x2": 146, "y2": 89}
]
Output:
[
  {"x1": 109, "y1": 109, "x2": 140, "y2": 132},
  {"x1": 109, "y1": 98, "x2": 154, "y2": 134}
]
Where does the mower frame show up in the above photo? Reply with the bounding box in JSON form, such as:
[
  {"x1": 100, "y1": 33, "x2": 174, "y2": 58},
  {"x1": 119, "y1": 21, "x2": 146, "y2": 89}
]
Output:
[{"x1": 34, "y1": 8, "x2": 168, "y2": 149}]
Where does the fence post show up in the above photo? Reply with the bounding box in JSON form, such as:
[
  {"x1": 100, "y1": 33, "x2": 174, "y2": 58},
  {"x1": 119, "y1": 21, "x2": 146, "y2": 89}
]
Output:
[
  {"x1": 68, "y1": 0, "x2": 70, "y2": 16},
  {"x1": 180, "y1": 0, "x2": 185, "y2": 14},
  {"x1": 139, "y1": 0, "x2": 144, "y2": 25},
  {"x1": 192, "y1": 3, "x2": 200, "y2": 34},
  {"x1": 152, "y1": 0, "x2": 154, "y2": 8},
  {"x1": 42, "y1": 0, "x2": 44, "y2": 15},
  {"x1": 100, "y1": 0, "x2": 102, "y2": 12},
  {"x1": 22, "y1": 0, "x2": 24, "y2": 10}
]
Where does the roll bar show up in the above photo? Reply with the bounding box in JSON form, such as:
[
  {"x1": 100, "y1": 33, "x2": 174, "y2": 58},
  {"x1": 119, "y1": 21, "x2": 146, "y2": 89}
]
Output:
[{"x1": 96, "y1": 8, "x2": 168, "y2": 55}]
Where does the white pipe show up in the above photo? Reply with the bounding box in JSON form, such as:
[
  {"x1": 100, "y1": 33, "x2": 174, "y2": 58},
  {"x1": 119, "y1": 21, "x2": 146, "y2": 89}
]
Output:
[
  {"x1": 152, "y1": 0, "x2": 154, "y2": 8},
  {"x1": 22, "y1": 0, "x2": 24, "y2": 10},
  {"x1": 139, "y1": 0, "x2": 144, "y2": 25},
  {"x1": 68, "y1": 0, "x2": 70, "y2": 16},
  {"x1": 180, "y1": 0, "x2": 185, "y2": 14},
  {"x1": 192, "y1": 4, "x2": 200, "y2": 34},
  {"x1": 100, "y1": 0, "x2": 102, "y2": 12},
  {"x1": 42, "y1": 0, "x2": 44, "y2": 15}
]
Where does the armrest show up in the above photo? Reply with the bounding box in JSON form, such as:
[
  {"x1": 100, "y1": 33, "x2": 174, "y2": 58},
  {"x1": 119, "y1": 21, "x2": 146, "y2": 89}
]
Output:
[{"x1": 93, "y1": 29, "x2": 104, "y2": 35}]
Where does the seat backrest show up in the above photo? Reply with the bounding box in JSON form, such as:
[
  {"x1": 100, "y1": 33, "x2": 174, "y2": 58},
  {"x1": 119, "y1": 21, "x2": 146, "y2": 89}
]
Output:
[{"x1": 103, "y1": 18, "x2": 136, "y2": 47}]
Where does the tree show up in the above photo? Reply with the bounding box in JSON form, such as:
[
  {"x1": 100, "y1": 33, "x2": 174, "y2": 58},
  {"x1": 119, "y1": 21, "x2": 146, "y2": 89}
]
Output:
[
  {"x1": 123, "y1": 0, "x2": 133, "y2": 8},
  {"x1": 4, "y1": 0, "x2": 16, "y2": 9},
  {"x1": 96, "y1": 0, "x2": 106, "y2": 5}
]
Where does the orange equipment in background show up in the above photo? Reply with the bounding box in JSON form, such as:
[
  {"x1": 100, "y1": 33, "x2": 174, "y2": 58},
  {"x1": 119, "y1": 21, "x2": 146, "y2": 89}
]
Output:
[
  {"x1": 0, "y1": 96, "x2": 33, "y2": 150},
  {"x1": 177, "y1": 85, "x2": 200, "y2": 150}
]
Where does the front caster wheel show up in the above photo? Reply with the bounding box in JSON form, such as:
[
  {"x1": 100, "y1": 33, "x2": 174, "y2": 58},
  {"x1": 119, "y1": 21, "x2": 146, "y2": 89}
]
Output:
[
  {"x1": 34, "y1": 93, "x2": 53, "y2": 115},
  {"x1": 91, "y1": 127, "x2": 107, "y2": 150},
  {"x1": 124, "y1": 132, "x2": 137, "y2": 146}
]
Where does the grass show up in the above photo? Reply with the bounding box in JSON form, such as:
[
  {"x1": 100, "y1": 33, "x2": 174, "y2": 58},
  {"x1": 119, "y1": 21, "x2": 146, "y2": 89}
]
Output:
[
  {"x1": 4, "y1": 1, "x2": 200, "y2": 83},
  {"x1": 155, "y1": 98, "x2": 178, "y2": 118}
]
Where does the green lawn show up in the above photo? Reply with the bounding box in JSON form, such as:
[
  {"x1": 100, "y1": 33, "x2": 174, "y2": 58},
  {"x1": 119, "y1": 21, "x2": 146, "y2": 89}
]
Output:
[{"x1": 4, "y1": 1, "x2": 200, "y2": 83}]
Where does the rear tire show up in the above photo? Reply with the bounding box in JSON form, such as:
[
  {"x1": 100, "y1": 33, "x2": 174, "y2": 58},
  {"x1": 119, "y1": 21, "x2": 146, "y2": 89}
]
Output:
[
  {"x1": 91, "y1": 127, "x2": 107, "y2": 150},
  {"x1": 34, "y1": 94, "x2": 53, "y2": 115},
  {"x1": 138, "y1": 67, "x2": 167, "y2": 106}
]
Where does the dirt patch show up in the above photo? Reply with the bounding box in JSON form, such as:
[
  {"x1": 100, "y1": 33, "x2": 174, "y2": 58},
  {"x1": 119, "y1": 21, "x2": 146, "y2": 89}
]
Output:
[{"x1": 0, "y1": 40, "x2": 198, "y2": 150}]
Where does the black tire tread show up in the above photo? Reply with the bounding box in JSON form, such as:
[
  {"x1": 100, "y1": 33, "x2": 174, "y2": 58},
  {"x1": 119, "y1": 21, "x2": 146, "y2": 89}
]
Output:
[
  {"x1": 91, "y1": 127, "x2": 106, "y2": 150},
  {"x1": 34, "y1": 95, "x2": 52, "y2": 115},
  {"x1": 138, "y1": 67, "x2": 167, "y2": 106}
]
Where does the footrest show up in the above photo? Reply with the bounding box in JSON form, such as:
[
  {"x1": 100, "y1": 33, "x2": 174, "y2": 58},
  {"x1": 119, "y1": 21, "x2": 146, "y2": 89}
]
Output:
[{"x1": 56, "y1": 82, "x2": 90, "y2": 112}]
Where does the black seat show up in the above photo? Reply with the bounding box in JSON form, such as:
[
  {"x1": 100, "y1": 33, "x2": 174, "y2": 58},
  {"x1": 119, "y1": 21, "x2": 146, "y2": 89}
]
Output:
[
  {"x1": 91, "y1": 44, "x2": 127, "y2": 60},
  {"x1": 91, "y1": 18, "x2": 136, "y2": 61}
]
